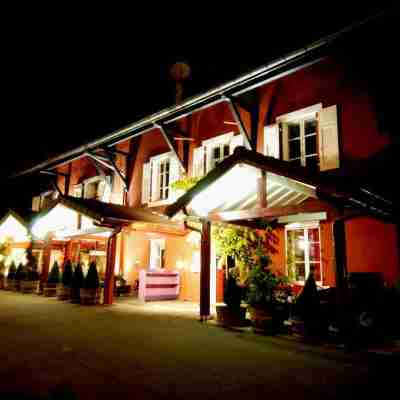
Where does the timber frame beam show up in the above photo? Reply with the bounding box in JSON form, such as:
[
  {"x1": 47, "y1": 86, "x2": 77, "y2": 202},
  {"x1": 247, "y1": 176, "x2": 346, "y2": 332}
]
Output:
[
  {"x1": 155, "y1": 122, "x2": 186, "y2": 173},
  {"x1": 40, "y1": 169, "x2": 70, "y2": 196},
  {"x1": 223, "y1": 95, "x2": 253, "y2": 150}
]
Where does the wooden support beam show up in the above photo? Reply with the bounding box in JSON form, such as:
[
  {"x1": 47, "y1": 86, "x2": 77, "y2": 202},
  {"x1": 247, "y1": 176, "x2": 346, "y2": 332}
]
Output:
[
  {"x1": 50, "y1": 179, "x2": 63, "y2": 196},
  {"x1": 103, "y1": 230, "x2": 119, "y2": 305},
  {"x1": 333, "y1": 219, "x2": 348, "y2": 330},
  {"x1": 101, "y1": 149, "x2": 129, "y2": 192},
  {"x1": 64, "y1": 164, "x2": 72, "y2": 196},
  {"x1": 200, "y1": 220, "x2": 211, "y2": 320},
  {"x1": 250, "y1": 105, "x2": 260, "y2": 152},
  {"x1": 257, "y1": 170, "x2": 267, "y2": 208},
  {"x1": 208, "y1": 202, "x2": 329, "y2": 222},
  {"x1": 155, "y1": 123, "x2": 186, "y2": 173},
  {"x1": 224, "y1": 96, "x2": 252, "y2": 150},
  {"x1": 86, "y1": 151, "x2": 114, "y2": 171}
]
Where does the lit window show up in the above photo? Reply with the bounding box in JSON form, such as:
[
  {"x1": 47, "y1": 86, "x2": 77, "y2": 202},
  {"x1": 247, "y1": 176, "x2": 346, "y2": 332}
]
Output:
[
  {"x1": 286, "y1": 116, "x2": 318, "y2": 170},
  {"x1": 286, "y1": 223, "x2": 322, "y2": 283},
  {"x1": 149, "y1": 238, "x2": 165, "y2": 270},
  {"x1": 158, "y1": 158, "x2": 170, "y2": 200}
]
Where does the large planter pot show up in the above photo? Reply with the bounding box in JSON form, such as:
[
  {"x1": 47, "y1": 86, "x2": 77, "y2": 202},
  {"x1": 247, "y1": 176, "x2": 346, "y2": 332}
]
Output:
[
  {"x1": 20, "y1": 280, "x2": 39, "y2": 294},
  {"x1": 80, "y1": 288, "x2": 102, "y2": 305},
  {"x1": 7, "y1": 279, "x2": 20, "y2": 292},
  {"x1": 70, "y1": 287, "x2": 82, "y2": 304},
  {"x1": 216, "y1": 304, "x2": 247, "y2": 327},
  {"x1": 247, "y1": 305, "x2": 276, "y2": 334},
  {"x1": 43, "y1": 283, "x2": 59, "y2": 297},
  {"x1": 57, "y1": 285, "x2": 72, "y2": 300},
  {"x1": 0, "y1": 276, "x2": 5, "y2": 290}
]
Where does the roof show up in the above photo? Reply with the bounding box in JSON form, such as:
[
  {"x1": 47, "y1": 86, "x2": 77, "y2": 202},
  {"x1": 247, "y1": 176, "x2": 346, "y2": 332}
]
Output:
[
  {"x1": 13, "y1": 12, "x2": 387, "y2": 178},
  {"x1": 0, "y1": 209, "x2": 29, "y2": 229},
  {"x1": 35, "y1": 196, "x2": 182, "y2": 228},
  {"x1": 166, "y1": 147, "x2": 398, "y2": 223}
]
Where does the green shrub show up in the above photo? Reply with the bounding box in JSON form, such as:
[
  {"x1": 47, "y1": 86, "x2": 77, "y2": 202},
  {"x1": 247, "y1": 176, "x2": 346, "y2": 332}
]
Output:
[
  {"x1": 7, "y1": 261, "x2": 17, "y2": 280},
  {"x1": 224, "y1": 269, "x2": 243, "y2": 311},
  {"x1": 0, "y1": 260, "x2": 5, "y2": 278},
  {"x1": 47, "y1": 261, "x2": 60, "y2": 284},
  {"x1": 15, "y1": 263, "x2": 27, "y2": 281},
  {"x1": 85, "y1": 262, "x2": 99, "y2": 289},
  {"x1": 62, "y1": 260, "x2": 73, "y2": 287},
  {"x1": 72, "y1": 263, "x2": 84, "y2": 289}
]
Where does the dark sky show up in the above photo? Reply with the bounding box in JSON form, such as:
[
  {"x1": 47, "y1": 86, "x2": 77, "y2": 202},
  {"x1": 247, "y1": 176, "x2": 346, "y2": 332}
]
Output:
[{"x1": 1, "y1": 3, "x2": 396, "y2": 215}]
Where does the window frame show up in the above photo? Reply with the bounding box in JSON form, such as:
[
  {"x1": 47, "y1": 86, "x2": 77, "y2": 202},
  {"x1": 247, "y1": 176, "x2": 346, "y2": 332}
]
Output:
[
  {"x1": 277, "y1": 103, "x2": 322, "y2": 169},
  {"x1": 202, "y1": 132, "x2": 234, "y2": 173},
  {"x1": 83, "y1": 176, "x2": 106, "y2": 201},
  {"x1": 149, "y1": 238, "x2": 166, "y2": 270},
  {"x1": 284, "y1": 221, "x2": 323, "y2": 285}
]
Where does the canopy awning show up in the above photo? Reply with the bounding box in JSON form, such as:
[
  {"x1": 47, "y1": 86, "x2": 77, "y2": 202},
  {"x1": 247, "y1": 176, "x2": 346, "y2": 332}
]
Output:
[
  {"x1": 166, "y1": 147, "x2": 397, "y2": 223},
  {"x1": 0, "y1": 210, "x2": 30, "y2": 243},
  {"x1": 31, "y1": 196, "x2": 184, "y2": 240}
]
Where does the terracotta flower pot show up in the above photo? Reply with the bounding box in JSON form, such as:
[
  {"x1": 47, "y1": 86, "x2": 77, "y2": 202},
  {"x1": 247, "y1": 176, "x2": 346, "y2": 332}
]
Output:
[
  {"x1": 43, "y1": 283, "x2": 59, "y2": 297},
  {"x1": 20, "y1": 280, "x2": 39, "y2": 294},
  {"x1": 57, "y1": 285, "x2": 71, "y2": 300},
  {"x1": 216, "y1": 304, "x2": 247, "y2": 327},
  {"x1": 247, "y1": 305, "x2": 275, "y2": 333},
  {"x1": 80, "y1": 288, "x2": 102, "y2": 305}
]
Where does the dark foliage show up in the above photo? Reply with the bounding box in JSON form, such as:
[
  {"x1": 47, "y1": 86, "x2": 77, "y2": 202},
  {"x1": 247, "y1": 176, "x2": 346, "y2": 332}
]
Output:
[
  {"x1": 71, "y1": 264, "x2": 84, "y2": 289},
  {"x1": 85, "y1": 262, "x2": 99, "y2": 289},
  {"x1": 224, "y1": 270, "x2": 243, "y2": 311},
  {"x1": 15, "y1": 263, "x2": 27, "y2": 281},
  {"x1": 7, "y1": 261, "x2": 17, "y2": 280},
  {"x1": 47, "y1": 261, "x2": 60, "y2": 284},
  {"x1": 62, "y1": 260, "x2": 73, "y2": 287}
]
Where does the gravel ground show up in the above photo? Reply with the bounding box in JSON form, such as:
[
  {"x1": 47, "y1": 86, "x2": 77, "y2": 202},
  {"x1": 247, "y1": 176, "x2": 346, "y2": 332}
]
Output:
[{"x1": 0, "y1": 291, "x2": 395, "y2": 400}]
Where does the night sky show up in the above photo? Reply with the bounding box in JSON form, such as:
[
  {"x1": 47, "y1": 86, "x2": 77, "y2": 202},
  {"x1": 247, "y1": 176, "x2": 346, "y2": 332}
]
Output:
[{"x1": 1, "y1": 3, "x2": 396, "y2": 216}]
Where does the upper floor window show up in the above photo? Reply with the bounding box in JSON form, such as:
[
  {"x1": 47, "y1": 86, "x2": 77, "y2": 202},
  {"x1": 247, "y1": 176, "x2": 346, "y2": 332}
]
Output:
[
  {"x1": 73, "y1": 176, "x2": 112, "y2": 203},
  {"x1": 142, "y1": 152, "x2": 181, "y2": 205},
  {"x1": 192, "y1": 132, "x2": 244, "y2": 177},
  {"x1": 264, "y1": 104, "x2": 339, "y2": 171}
]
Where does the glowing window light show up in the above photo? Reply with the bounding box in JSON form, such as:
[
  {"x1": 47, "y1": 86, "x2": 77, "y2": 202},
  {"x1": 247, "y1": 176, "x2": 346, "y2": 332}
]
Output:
[
  {"x1": 32, "y1": 204, "x2": 82, "y2": 239},
  {"x1": 0, "y1": 215, "x2": 29, "y2": 242},
  {"x1": 188, "y1": 164, "x2": 259, "y2": 217}
]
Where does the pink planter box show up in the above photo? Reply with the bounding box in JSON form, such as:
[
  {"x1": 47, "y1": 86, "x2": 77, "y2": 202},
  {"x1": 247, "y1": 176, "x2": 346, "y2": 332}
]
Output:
[{"x1": 138, "y1": 270, "x2": 180, "y2": 301}]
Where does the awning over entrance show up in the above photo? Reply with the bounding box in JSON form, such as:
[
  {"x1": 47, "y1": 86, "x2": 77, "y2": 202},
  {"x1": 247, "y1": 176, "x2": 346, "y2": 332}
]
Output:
[
  {"x1": 0, "y1": 210, "x2": 30, "y2": 243},
  {"x1": 166, "y1": 147, "x2": 397, "y2": 223},
  {"x1": 31, "y1": 196, "x2": 183, "y2": 239}
]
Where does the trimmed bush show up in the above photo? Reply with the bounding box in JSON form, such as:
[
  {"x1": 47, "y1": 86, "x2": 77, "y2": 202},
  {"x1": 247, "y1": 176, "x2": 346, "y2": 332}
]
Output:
[
  {"x1": 7, "y1": 261, "x2": 17, "y2": 280},
  {"x1": 85, "y1": 262, "x2": 99, "y2": 289},
  {"x1": 72, "y1": 263, "x2": 84, "y2": 289},
  {"x1": 15, "y1": 263, "x2": 27, "y2": 281},
  {"x1": 62, "y1": 260, "x2": 73, "y2": 287},
  {"x1": 48, "y1": 261, "x2": 60, "y2": 284}
]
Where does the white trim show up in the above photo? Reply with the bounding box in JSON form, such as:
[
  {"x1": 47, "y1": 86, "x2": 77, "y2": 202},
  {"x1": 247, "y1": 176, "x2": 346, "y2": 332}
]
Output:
[
  {"x1": 202, "y1": 132, "x2": 234, "y2": 147},
  {"x1": 279, "y1": 212, "x2": 327, "y2": 224},
  {"x1": 284, "y1": 221, "x2": 323, "y2": 284},
  {"x1": 276, "y1": 103, "x2": 322, "y2": 123},
  {"x1": 149, "y1": 151, "x2": 173, "y2": 163}
]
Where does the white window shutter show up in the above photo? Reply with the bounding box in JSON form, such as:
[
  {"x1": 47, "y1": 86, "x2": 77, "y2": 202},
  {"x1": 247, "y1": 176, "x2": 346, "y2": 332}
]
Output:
[
  {"x1": 280, "y1": 123, "x2": 289, "y2": 161},
  {"x1": 264, "y1": 124, "x2": 280, "y2": 159},
  {"x1": 101, "y1": 176, "x2": 112, "y2": 203},
  {"x1": 229, "y1": 134, "x2": 244, "y2": 154},
  {"x1": 169, "y1": 156, "x2": 182, "y2": 201},
  {"x1": 192, "y1": 146, "x2": 205, "y2": 177},
  {"x1": 141, "y1": 162, "x2": 151, "y2": 204},
  {"x1": 150, "y1": 160, "x2": 159, "y2": 202},
  {"x1": 32, "y1": 196, "x2": 41, "y2": 212},
  {"x1": 319, "y1": 105, "x2": 340, "y2": 171}
]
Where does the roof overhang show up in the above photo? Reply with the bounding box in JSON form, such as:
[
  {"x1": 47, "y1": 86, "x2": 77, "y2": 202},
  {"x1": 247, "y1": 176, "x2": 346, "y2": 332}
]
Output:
[
  {"x1": 0, "y1": 210, "x2": 30, "y2": 243},
  {"x1": 166, "y1": 147, "x2": 398, "y2": 224}
]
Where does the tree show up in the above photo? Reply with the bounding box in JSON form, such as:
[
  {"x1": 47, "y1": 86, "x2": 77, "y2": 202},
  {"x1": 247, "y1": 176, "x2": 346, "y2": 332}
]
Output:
[
  {"x1": 7, "y1": 261, "x2": 17, "y2": 280},
  {"x1": 62, "y1": 260, "x2": 73, "y2": 287},
  {"x1": 71, "y1": 263, "x2": 84, "y2": 289},
  {"x1": 47, "y1": 261, "x2": 60, "y2": 284},
  {"x1": 85, "y1": 262, "x2": 99, "y2": 289}
]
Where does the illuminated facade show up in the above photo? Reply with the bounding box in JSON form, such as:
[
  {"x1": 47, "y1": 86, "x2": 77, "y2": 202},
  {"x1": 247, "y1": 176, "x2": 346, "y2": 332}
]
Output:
[{"x1": 10, "y1": 18, "x2": 399, "y2": 315}]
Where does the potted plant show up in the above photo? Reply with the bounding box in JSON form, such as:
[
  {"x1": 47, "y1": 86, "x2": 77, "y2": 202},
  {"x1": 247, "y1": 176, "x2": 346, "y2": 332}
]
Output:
[
  {"x1": 246, "y1": 256, "x2": 288, "y2": 333},
  {"x1": 20, "y1": 247, "x2": 40, "y2": 294},
  {"x1": 43, "y1": 261, "x2": 60, "y2": 297},
  {"x1": 80, "y1": 261, "x2": 101, "y2": 305},
  {"x1": 14, "y1": 262, "x2": 27, "y2": 292},
  {"x1": 0, "y1": 260, "x2": 6, "y2": 289},
  {"x1": 216, "y1": 265, "x2": 246, "y2": 326},
  {"x1": 71, "y1": 263, "x2": 84, "y2": 304},
  {"x1": 57, "y1": 260, "x2": 73, "y2": 300},
  {"x1": 6, "y1": 261, "x2": 17, "y2": 290}
]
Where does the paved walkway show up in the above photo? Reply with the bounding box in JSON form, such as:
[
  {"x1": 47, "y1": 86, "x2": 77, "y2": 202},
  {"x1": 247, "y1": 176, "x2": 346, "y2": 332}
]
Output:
[{"x1": 0, "y1": 291, "x2": 396, "y2": 400}]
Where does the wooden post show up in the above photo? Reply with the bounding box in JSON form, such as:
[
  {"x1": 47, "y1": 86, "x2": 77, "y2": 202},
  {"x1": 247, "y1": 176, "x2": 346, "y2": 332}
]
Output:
[
  {"x1": 103, "y1": 230, "x2": 120, "y2": 305},
  {"x1": 200, "y1": 220, "x2": 211, "y2": 320},
  {"x1": 257, "y1": 170, "x2": 267, "y2": 208},
  {"x1": 333, "y1": 219, "x2": 348, "y2": 328}
]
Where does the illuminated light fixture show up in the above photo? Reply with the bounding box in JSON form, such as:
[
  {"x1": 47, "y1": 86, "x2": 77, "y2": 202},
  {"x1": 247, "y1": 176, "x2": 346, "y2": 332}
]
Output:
[
  {"x1": 0, "y1": 215, "x2": 29, "y2": 242},
  {"x1": 189, "y1": 164, "x2": 259, "y2": 217}
]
